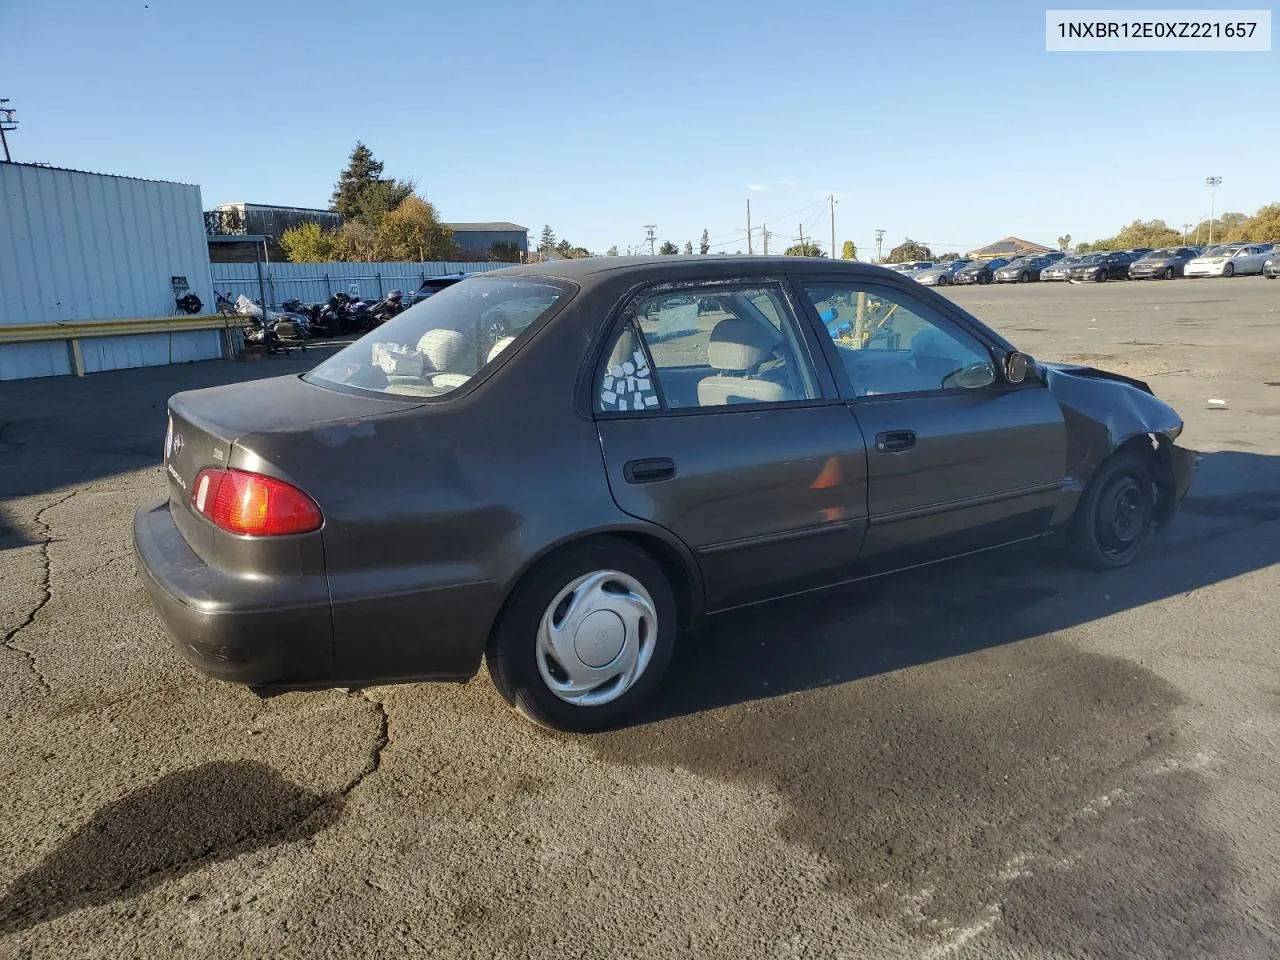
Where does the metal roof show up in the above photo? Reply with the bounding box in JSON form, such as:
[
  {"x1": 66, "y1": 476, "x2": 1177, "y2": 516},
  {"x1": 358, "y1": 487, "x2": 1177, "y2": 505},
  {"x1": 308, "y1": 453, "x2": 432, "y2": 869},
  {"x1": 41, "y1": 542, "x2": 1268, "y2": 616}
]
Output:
[
  {"x1": 446, "y1": 222, "x2": 528, "y2": 232},
  {"x1": 0, "y1": 160, "x2": 197, "y2": 187}
]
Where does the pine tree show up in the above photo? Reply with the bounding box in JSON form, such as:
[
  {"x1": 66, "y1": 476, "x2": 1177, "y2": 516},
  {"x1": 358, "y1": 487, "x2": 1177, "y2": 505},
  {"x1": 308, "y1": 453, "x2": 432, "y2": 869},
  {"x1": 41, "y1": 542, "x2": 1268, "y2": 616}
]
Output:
[
  {"x1": 699, "y1": 229, "x2": 710, "y2": 254},
  {"x1": 330, "y1": 142, "x2": 413, "y2": 224},
  {"x1": 682, "y1": 241, "x2": 693, "y2": 255},
  {"x1": 658, "y1": 241, "x2": 680, "y2": 255},
  {"x1": 539, "y1": 225, "x2": 556, "y2": 254}
]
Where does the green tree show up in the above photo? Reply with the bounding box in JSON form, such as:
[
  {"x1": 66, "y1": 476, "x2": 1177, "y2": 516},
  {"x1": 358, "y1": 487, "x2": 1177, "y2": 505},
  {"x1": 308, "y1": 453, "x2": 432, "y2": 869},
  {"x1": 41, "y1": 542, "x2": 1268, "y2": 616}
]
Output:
[
  {"x1": 279, "y1": 221, "x2": 340, "y2": 262},
  {"x1": 1227, "y1": 203, "x2": 1280, "y2": 242},
  {"x1": 539, "y1": 225, "x2": 557, "y2": 255},
  {"x1": 886, "y1": 239, "x2": 932, "y2": 262},
  {"x1": 330, "y1": 142, "x2": 413, "y2": 224},
  {"x1": 682, "y1": 241, "x2": 693, "y2": 255},
  {"x1": 375, "y1": 196, "x2": 456, "y2": 261},
  {"x1": 933, "y1": 251, "x2": 963, "y2": 261},
  {"x1": 784, "y1": 241, "x2": 826, "y2": 257},
  {"x1": 699, "y1": 229, "x2": 710, "y2": 254},
  {"x1": 488, "y1": 241, "x2": 522, "y2": 262},
  {"x1": 1076, "y1": 241, "x2": 1092, "y2": 253},
  {"x1": 658, "y1": 240, "x2": 680, "y2": 255},
  {"x1": 840, "y1": 240, "x2": 857, "y2": 260},
  {"x1": 1057, "y1": 234, "x2": 1072, "y2": 251}
]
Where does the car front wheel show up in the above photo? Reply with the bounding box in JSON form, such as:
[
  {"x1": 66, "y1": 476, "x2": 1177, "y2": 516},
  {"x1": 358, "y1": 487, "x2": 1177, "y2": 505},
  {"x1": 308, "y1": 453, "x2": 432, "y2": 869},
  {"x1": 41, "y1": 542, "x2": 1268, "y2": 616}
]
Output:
[
  {"x1": 1223, "y1": 262, "x2": 1235, "y2": 277},
  {"x1": 1094, "y1": 269, "x2": 1107, "y2": 282},
  {"x1": 1069, "y1": 454, "x2": 1154, "y2": 570},
  {"x1": 486, "y1": 538, "x2": 677, "y2": 732}
]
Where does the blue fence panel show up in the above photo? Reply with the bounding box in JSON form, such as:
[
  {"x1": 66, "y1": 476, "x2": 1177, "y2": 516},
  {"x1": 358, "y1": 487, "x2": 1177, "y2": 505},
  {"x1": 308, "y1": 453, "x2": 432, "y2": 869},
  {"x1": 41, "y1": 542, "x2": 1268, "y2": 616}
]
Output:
[{"x1": 208, "y1": 261, "x2": 513, "y2": 307}]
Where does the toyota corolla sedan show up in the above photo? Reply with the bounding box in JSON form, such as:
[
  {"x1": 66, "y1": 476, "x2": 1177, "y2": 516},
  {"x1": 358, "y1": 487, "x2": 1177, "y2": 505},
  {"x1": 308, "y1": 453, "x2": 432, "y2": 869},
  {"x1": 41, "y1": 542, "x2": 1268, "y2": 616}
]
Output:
[
  {"x1": 914, "y1": 259, "x2": 971, "y2": 286},
  {"x1": 135, "y1": 258, "x2": 1196, "y2": 731},
  {"x1": 993, "y1": 256, "x2": 1053, "y2": 283},
  {"x1": 1127, "y1": 247, "x2": 1202, "y2": 280},
  {"x1": 952, "y1": 258, "x2": 1009, "y2": 284},
  {"x1": 1066, "y1": 251, "x2": 1134, "y2": 282},
  {"x1": 1184, "y1": 243, "x2": 1274, "y2": 278},
  {"x1": 1040, "y1": 256, "x2": 1081, "y2": 281}
]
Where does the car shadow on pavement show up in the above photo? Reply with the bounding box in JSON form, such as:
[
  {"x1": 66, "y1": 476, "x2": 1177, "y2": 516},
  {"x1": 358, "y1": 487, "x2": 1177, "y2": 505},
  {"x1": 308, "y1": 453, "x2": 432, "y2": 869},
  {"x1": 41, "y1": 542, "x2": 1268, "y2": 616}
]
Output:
[
  {"x1": 633, "y1": 449, "x2": 1280, "y2": 727},
  {"x1": 0, "y1": 761, "x2": 334, "y2": 935}
]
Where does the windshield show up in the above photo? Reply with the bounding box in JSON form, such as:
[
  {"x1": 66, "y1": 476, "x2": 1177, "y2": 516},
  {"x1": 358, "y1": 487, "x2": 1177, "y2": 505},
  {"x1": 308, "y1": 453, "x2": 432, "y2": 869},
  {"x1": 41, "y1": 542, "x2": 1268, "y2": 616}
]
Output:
[
  {"x1": 1199, "y1": 245, "x2": 1229, "y2": 257},
  {"x1": 1145, "y1": 249, "x2": 1177, "y2": 259},
  {"x1": 1076, "y1": 254, "x2": 1106, "y2": 264},
  {"x1": 306, "y1": 276, "x2": 571, "y2": 398}
]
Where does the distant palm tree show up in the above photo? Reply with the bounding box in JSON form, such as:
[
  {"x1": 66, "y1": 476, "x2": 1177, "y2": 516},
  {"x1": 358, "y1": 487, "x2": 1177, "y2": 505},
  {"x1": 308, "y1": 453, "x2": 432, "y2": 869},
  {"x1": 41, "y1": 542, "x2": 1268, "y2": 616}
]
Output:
[{"x1": 1058, "y1": 234, "x2": 1072, "y2": 251}]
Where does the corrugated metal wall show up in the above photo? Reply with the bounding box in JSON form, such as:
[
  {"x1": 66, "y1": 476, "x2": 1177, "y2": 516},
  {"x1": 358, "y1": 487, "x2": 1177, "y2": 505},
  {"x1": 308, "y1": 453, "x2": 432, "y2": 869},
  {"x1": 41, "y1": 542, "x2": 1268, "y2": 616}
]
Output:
[
  {"x1": 0, "y1": 163, "x2": 222, "y2": 381},
  {"x1": 209, "y1": 260, "x2": 513, "y2": 306},
  {"x1": 0, "y1": 164, "x2": 214, "y2": 324}
]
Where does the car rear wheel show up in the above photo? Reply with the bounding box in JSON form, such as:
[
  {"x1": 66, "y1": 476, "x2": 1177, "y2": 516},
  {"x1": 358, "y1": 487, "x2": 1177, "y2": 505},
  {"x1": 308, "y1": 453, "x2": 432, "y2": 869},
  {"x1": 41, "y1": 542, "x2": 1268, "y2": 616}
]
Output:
[
  {"x1": 1163, "y1": 266, "x2": 1175, "y2": 280},
  {"x1": 1223, "y1": 262, "x2": 1235, "y2": 278},
  {"x1": 486, "y1": 538, "x2": 677, "y2": 732},
  {"x1": 978, "y1": 273, "x2": 991, "y2": 285},
  {"x1": 1069, "y1": 454, "x2": 1154, "y2": 570},
  {"x1": 1020, "y1": 271, "x2": 1030, "y2": 282}
]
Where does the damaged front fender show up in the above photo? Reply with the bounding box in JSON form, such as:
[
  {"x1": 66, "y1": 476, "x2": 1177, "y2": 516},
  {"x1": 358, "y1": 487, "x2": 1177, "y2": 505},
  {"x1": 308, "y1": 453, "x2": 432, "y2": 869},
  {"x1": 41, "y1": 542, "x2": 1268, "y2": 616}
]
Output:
[{"x1": 1043, "y1": 363, "x2": 1196, "y2": 527}]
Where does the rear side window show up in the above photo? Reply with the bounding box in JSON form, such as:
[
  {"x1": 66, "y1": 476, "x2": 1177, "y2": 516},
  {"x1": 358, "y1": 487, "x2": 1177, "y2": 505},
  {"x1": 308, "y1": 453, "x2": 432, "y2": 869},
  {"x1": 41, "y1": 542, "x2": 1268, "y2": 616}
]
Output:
[
  {"x1": 306, "y1": 277, "x2": 570, "y2": 398},
  {"x1": 596, "y1": 284, "x2": 818, "y2": 412}
]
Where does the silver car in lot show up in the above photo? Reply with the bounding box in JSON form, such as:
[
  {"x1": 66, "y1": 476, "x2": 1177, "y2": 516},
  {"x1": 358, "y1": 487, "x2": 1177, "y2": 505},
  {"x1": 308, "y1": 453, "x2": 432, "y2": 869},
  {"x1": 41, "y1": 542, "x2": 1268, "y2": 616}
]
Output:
[
  {"x1": 1040, "y1": 256, "x2": 1082, "y2": 281},
  {"x1": 915, "y1": 259, "x2": 972, "y2": 286}
]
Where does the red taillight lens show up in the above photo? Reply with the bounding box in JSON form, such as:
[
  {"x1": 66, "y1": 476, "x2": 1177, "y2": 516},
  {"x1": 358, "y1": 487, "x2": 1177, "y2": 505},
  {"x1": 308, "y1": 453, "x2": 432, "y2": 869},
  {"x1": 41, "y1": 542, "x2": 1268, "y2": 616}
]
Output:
[{"x1": 190, "y1": 468, "x2": 322, "y2": 536}]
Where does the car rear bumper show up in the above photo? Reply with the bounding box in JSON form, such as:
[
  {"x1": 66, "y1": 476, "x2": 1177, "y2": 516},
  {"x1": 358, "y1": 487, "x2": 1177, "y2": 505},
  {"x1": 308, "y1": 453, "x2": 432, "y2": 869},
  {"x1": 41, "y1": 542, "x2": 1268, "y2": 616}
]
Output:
[
  {"x1": 1265, "y1": 264, "x2": 1280, "y2": 277},
  {"x1": 133, "y1": 497, "x2": 335, "y2": 685}
]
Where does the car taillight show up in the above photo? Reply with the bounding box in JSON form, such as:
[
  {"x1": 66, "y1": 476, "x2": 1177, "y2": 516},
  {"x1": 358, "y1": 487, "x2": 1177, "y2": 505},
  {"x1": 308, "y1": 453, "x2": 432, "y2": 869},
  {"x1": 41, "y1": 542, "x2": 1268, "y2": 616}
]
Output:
[{"x1": 190, "y1": 468, "x2": 322, "y2": 536}]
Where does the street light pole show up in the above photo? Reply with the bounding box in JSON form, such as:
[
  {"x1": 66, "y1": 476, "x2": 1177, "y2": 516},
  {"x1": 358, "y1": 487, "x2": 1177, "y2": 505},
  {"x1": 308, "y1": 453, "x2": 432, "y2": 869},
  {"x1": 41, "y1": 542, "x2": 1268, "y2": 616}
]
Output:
[
  {"x1": 1205, "y1": 176, "x2": 1222, "y2": 245},
  {"x1": 1181, "y1": 222, "x2": 1193, "y2": 244}
]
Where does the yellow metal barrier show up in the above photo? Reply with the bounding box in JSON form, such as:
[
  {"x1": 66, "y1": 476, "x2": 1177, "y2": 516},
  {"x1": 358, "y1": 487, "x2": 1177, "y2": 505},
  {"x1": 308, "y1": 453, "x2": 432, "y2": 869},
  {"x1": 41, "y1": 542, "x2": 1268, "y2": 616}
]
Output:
[{"x1": 0, "y1": 315, "x2": 248, "y2": 376}]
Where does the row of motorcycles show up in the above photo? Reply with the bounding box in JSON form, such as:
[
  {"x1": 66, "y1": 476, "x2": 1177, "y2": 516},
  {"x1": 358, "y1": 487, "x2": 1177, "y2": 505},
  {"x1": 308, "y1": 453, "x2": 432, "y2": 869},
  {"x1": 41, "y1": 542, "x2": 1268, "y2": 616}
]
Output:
[{"x1": 215, "y1": 290, "x2": 408, "y2": 349}]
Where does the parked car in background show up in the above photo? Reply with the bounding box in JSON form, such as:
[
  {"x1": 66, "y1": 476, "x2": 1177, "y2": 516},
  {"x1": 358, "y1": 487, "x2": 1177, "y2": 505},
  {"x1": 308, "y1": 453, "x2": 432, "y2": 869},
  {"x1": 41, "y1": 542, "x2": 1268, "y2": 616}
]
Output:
[
  {"x1": 1128, "y1": 247, "x2": 1202, "y2": 280},
  {"x1": 1040, "y1": 256, "x2": 1082, "y2": 281},
  {"x1": 1265, "y1": 254, "x2": 1279, "y2": 279},
  {"x1": 993, "y1": 256, "x2": 1053, "y2": 283},
  {"x1": 134, "y1": 257, "x2": 1196, "y2": 731},
  {"x1": 952, "y1": 258, "x2": 1010, "y2": 285},
  {"x1": 1184, "y1": 243, "x2": 1275, "y2": 278},
  {"x1": 407, "y1": 272, "x2": 470, "y2": 305},
  {"x1": 915, "y1": 260, "x2": 972, "y2": 286},
  {"x1": 1041, "y1": 251, "x2": 1068, "y2": 263},
  {"x1": 1125, "y1": 248, "x2": 1154, "y2": 260},
  {"x1": 1066, "y1": 251, "x2": 1134, "y2": 282}
]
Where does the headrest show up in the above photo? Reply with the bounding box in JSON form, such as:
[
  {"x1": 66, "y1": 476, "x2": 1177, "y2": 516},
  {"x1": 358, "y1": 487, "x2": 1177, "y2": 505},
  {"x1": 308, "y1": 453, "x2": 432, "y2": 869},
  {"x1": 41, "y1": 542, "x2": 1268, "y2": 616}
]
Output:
[
  {"x1": 707, "y1": 318, "x2": 781, "y2": 373},
  {"x1": 417, "y1": 328, "x2": 473, "y2": 371}
]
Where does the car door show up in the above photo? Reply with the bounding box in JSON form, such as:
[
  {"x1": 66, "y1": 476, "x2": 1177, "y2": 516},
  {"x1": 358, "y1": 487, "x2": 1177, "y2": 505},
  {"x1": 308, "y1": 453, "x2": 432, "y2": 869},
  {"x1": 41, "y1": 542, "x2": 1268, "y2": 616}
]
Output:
[
  {"x1": 593, "y1": 279, "x2": 869, "y2": 611},
  {"x1": 1237, "y1": 246, "x2": 1264, "y2": 273},
  {"x1": 791, "y1": 274, "x2": 1068, "y2": 573}
]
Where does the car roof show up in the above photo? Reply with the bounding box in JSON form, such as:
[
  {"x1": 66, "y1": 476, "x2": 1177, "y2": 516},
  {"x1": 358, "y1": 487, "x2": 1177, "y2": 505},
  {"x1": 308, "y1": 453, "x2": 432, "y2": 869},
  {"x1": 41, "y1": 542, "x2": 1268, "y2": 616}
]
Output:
[{"x1": 487, "y1": 255, "x2": 908, "y2": 287}]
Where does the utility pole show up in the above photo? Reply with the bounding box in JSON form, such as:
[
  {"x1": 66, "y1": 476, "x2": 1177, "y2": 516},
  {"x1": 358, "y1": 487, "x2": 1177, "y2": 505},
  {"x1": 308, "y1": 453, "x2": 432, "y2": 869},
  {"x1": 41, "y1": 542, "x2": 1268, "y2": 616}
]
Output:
[
  {"x1": 644, "y1": 225, "x2": 657, "y2": 256},
  {"x1": 829, "y1": 194, "x2": 837, "y2": 260},
  {"x1": 874, "y1": 228, "x2": 886, "y2": 263},
  {"x1": 746, "y1": 199, "x2": 753, "y2": 255},
  {"x1": 1204, "y1": 176, "x2": 1222, "y2": 245},
  {"x1": 762, "y1": 224, "x2": 769, "y2": 255},
  {"x1": 1181, "y1": 223, "x2": 1193, "y2": 244},
  {"x1": 797, "y1": 222, "x2": 805, "y2": 253},
  {"x1": 0, "y1": 100, "x2": 17, "y2": 163}
]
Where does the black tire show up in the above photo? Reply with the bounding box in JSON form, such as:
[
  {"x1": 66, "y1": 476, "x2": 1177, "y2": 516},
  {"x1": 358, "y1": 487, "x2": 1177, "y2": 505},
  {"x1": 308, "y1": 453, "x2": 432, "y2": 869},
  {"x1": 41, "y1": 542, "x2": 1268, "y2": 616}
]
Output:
[
  {"x1": 486, "y1": 538, "x2": 678, "y2": 732},
  {"x1": 1068, "y1": 454, "x2": 1154, "y2": 570},
  {"x1": 978, "y1": 273, "x2": 991, "y2": 285},
  {"x1": 1223, "y1": 262, "x2": 1234, "y2": 278},
  {"x1": 1163, "y1": 266, "x2": 1175, "y2": 280},
  {"x1": 1094, "y1": 269, "x2": 1107, "y2": 282},
  {"x1": 938, "y1": 275, "x2": 950, "y2": 286},
  {"x1": 1020, "y1": 271, "x2": 1030, "y2": 283}
]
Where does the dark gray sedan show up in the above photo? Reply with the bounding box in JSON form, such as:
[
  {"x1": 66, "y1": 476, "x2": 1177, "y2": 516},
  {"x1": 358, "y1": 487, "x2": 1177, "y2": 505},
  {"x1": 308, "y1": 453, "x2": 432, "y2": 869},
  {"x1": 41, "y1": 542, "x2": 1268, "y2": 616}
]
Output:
[
  {"x1": 134, "y1": 258, "x2": 1196, "y2": 731},
  {"x1": 1128, "y1": 247, "x2": 1201, "y2": 280}
]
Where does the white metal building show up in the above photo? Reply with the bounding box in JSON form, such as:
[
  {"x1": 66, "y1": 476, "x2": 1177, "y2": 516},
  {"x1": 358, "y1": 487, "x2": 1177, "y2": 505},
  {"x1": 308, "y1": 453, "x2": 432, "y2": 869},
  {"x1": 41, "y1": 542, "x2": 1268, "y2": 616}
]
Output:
[{"x1": 0, "y1": 163, "x2": 219, "y2": 380}]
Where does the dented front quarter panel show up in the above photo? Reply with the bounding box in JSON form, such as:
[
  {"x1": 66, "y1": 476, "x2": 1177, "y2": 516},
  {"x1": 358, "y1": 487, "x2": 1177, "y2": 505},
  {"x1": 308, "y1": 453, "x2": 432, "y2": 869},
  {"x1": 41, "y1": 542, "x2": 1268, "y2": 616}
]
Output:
[{"x1": 1043, "y1": 362, "x2": 1194, "y2": 525}]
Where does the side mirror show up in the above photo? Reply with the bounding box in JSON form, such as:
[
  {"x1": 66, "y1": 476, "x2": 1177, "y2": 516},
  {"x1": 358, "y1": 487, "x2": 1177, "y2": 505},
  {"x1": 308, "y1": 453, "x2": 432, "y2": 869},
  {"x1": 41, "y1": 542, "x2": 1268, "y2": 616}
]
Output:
[{"x1": 1005, "y1": 351, "x2": 1033, "y2": 383}]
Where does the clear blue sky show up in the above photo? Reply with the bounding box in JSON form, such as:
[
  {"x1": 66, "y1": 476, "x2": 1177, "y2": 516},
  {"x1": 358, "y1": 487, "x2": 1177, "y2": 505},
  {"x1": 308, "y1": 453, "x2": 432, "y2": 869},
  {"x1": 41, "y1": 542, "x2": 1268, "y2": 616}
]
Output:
[{"x1": 3, "y1": 0, "x2": 1275, "y2": 255}]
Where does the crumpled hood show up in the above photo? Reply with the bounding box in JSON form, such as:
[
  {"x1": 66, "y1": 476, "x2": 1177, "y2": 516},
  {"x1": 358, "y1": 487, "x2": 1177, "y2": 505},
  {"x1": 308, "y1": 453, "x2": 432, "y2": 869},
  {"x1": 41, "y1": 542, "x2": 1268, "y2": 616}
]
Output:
[{"x1": 1041, "y1": 362, "x2": 1153, "y2": 395}]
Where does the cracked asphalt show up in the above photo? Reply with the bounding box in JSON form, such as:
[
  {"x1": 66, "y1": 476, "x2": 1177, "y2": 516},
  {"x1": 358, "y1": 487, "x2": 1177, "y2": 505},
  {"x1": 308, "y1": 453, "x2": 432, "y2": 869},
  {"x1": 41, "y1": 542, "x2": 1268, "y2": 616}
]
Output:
[{"x1": 2, "y1": 278, "x2": 1279, "y2": 958}]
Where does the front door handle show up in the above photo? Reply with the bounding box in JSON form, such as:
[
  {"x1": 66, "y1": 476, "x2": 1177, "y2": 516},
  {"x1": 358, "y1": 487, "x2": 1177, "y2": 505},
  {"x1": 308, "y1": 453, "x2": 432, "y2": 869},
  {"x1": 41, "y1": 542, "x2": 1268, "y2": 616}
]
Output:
[
  {"x1": 623, "y1": 458, "x2": 676, "y2": 483},
  {"x1": 874, "y1": 430, "x2": 916, "y2": 453}
]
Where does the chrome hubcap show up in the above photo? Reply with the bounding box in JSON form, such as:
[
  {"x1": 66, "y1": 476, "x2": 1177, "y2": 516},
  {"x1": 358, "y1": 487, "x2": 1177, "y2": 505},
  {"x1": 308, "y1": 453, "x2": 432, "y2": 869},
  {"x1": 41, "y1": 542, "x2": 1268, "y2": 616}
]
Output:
[{"x1": 536, "y1": 570, "x2": 657, "y2": 706}]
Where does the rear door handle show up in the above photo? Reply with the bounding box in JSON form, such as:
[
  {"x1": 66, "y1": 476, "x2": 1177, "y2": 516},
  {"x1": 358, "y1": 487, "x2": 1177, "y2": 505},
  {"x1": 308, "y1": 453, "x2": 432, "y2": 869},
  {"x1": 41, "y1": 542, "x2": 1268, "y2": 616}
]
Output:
[
  {"x1": 623, "y1": 458, "x2": 676, "y2": 483},
  {"x1": 874, "y1": 430, "x2": 916, "y2": 453}
]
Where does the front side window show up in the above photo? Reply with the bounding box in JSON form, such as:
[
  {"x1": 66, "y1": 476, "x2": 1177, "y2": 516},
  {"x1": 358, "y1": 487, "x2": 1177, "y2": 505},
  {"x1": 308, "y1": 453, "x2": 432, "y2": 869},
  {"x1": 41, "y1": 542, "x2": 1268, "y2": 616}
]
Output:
[
  {"x1": 306, "y1": 277, "x2": 570, "y2": 398},
  {"x1": 801, "y1": 283, "x2": 995, "y2": 397},
  {"x1": 596, "y1": 284, "x2": 818, "y2": 412}
]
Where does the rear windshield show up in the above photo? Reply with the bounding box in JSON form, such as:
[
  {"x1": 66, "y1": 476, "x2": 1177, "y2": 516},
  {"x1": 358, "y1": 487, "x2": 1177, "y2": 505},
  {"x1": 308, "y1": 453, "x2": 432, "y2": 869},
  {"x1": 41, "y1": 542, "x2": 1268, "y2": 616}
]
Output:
[{"x1": 305, "y1": 276, "x2": 571, "y2": 398}]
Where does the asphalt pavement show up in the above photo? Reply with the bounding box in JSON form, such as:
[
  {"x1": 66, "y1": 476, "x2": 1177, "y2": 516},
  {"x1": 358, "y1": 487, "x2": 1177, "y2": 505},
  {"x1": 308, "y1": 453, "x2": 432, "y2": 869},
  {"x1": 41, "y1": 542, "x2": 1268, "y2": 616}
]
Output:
[{"x1": 1, "y1": 277, "x2": 1278, "y2": 958}]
